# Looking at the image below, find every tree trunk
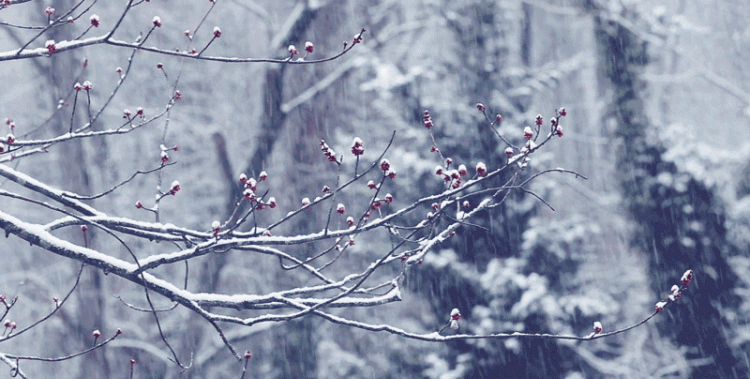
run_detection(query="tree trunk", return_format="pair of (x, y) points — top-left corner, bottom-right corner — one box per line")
(589, 3), (744, 377)
(185, 6), (321, 378)
(45, 1), (108, 377)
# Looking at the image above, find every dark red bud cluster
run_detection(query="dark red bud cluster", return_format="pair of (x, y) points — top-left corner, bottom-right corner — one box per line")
(457, 165), (467, 177)
(380, 159), (390, 171)
(319, 139), (339, 162)
(476, 162), (487, 175)
(423, 110), (433, 129)
(681, 269), (693, 286)
(593, 321), (602, 334)
(45, 40), (57, 54)
(451, 310), (462, 321)
(351, 137), (364, 156)
(169, 181), (180, 195)
(246, 177), (258, 192)
(552, 108), (566, 136)
(656, 269), (693, 312)
(353, 32), (363, 44)
(523, 127), (534, 140)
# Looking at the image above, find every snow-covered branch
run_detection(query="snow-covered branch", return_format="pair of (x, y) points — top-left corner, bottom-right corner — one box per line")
(0, 1), (703, 375)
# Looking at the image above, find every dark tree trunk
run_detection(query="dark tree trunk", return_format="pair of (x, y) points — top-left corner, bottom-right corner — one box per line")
(589, 3), (744, 377)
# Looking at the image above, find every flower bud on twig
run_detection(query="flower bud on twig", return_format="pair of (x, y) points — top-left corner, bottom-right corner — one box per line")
(45, 40), (56, 54)
(681, 269), (693, 286)
(169, 180), (180, 195)
(655, 301), (667, 312)
(476, 161), (487, 176)
(351, 137), (364, 156)
(593, 321), (603, 334)
(380, 159), (390, 172)
(457, 164), (467, 178)
(523, 126), (534, 140)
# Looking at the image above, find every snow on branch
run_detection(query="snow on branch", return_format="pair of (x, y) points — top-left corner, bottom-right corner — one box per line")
(0, 0), (687, 373)
(0, 0), (362, 64)
(0, 96), (689, 367)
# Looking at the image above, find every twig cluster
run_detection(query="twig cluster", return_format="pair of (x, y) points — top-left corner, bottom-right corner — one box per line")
(0, 0), (692, 376)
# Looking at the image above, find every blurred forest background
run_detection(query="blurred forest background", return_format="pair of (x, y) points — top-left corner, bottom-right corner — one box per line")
(1, 0), (750, 378)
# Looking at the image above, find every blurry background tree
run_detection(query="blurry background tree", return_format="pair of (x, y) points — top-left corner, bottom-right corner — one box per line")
(1, 0), (749, 378)
(587, 0), (746, 377)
